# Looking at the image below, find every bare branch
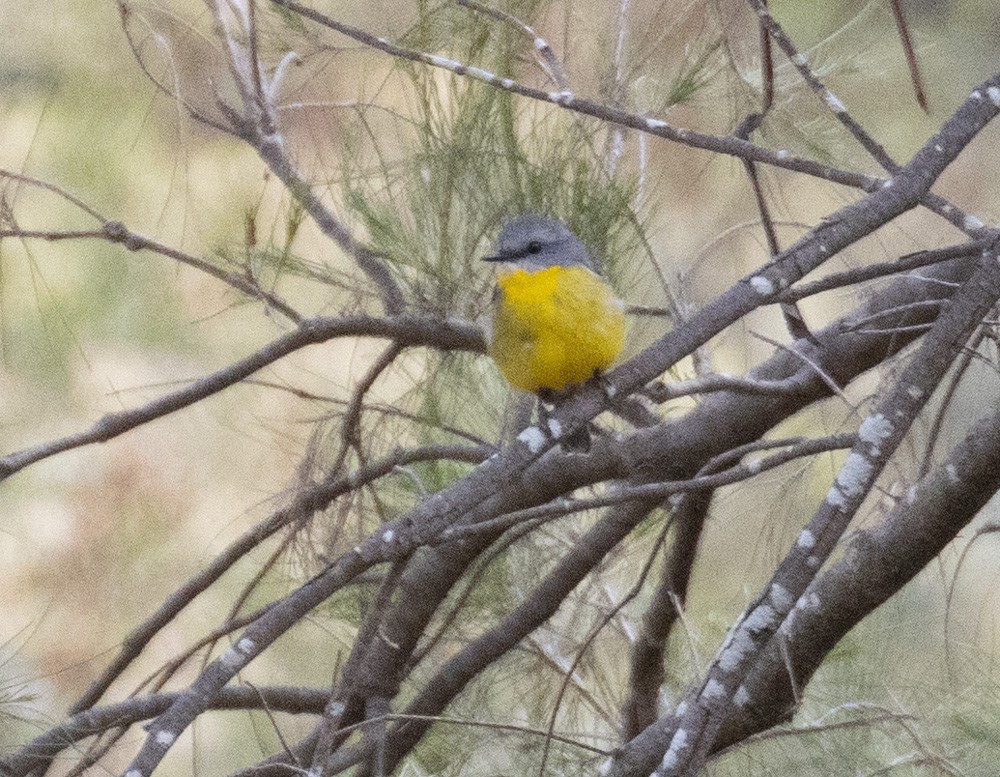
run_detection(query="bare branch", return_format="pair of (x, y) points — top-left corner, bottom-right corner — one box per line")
(639, 237), (1000, 777)
(0, 686), (329, 776)
(777, 243), (983, 304)
(889, 0), (930, 112)
(746, 0), (899, 173)
(268, 0), (880, 191)
(1, 168), (303, 320)
(455, 0), (569, 88)
(438, 434), (856, 544)
(0, 314), (484, 481)
(711, 407), (1000, 754)
(208, 0), (406, 314)
(69, 443), (489, 717)
(0, 168), (106, 220)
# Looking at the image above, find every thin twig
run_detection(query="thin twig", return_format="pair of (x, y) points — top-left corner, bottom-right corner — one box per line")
(1, 686), (331, 776)
(406, 518), (548, 670)
(438, 434), (855, 543)
(918, 320), (992, 477)
(750, 331), (855, 411)
(841, 298), (945, 332)
(642, 370), (813, 403)
(778, 243), (983, 303)
(0, 168), (302, 320)
(455, 0), (568, 87)
(538, 511), (675, 775)
(68, 443), (489, 715)
(332, 343), (405, 475)
(890, 0), (929, 112)
(747, 0), (899, 173)
(0, 313), (483, 482)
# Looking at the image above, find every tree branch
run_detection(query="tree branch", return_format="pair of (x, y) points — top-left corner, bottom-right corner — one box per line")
(0, 686), (329, 777)
(643, 236), (1000, 776)
(0, 314), (484, 481)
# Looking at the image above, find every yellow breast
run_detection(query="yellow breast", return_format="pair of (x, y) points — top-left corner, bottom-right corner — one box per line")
(489, 265), (626, 393)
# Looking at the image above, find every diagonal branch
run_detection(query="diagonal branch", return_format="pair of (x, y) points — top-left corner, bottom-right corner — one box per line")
(455, 0), (569, 88)
(777, 242), (983, 304)
(0, 170), (301, 322)
(0, 685), (329, 777)
(646, 236), (1000, 776)
(714, 408), (1000, 754)
(746, 0), (899, 173)
(268, 0), (879, 191)
(614, 403), (1000, 776)
(0, 314), (484, 482)
(67, 443), (489, 719)
(210, 0), (405, 314)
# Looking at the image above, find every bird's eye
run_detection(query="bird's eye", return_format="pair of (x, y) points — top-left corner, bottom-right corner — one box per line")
(526, 241), (543, 254)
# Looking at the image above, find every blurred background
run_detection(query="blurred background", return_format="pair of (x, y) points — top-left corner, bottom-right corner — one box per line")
(2, 0), (1000, 774)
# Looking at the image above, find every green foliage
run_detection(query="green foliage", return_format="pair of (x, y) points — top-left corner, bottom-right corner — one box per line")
(665, 39), (724, 107)
(951, 706), (1000, 750)
(339, 5), (645, 318)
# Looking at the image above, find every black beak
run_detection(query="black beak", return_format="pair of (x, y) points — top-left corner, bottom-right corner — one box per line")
(482, 251), (509, 263)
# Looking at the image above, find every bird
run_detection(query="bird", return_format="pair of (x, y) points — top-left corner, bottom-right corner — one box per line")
(482, 214), (626, 397)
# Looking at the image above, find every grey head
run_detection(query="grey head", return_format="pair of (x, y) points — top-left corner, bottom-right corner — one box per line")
(483, 214), (595, 271)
